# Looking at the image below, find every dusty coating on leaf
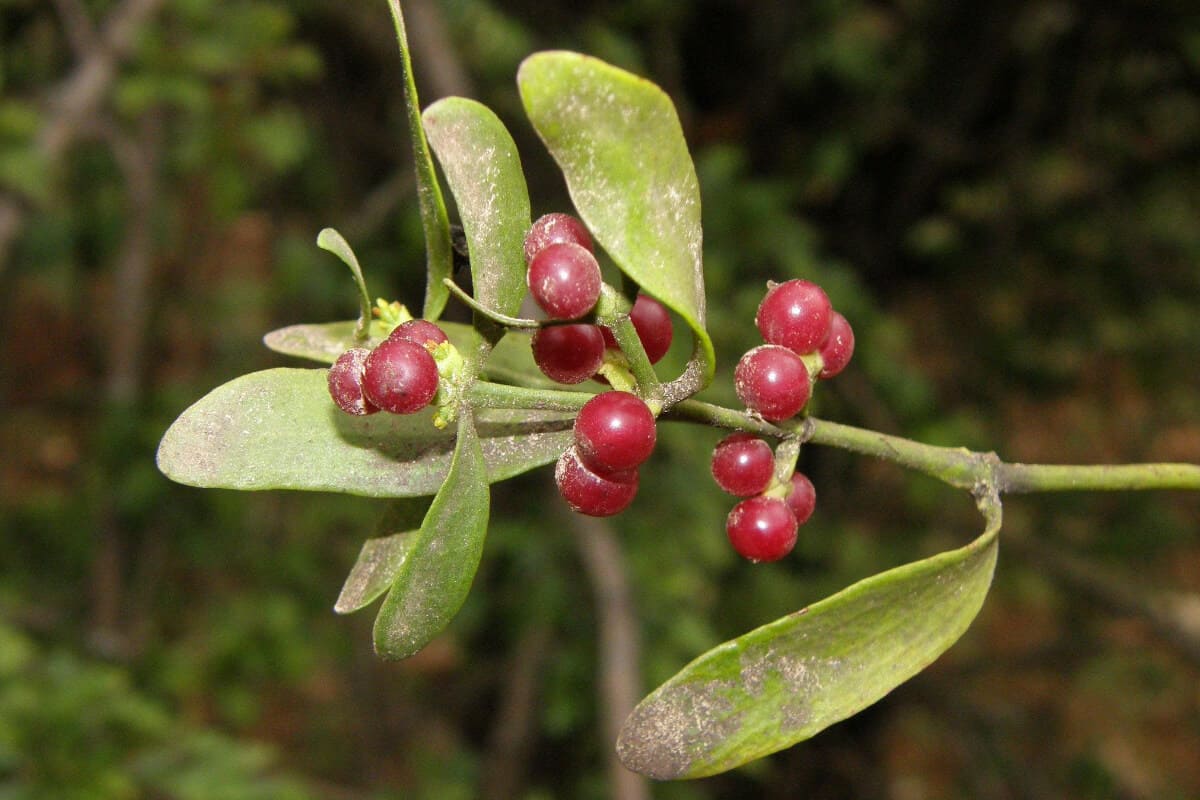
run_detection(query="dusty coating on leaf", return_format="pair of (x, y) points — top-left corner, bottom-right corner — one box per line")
(334, 531), (418, 614)
(423, 98), (530, 318)
(373, 410), (490, 659)
(617, 523), (1001, 779)
(155, 368), (574, 498)
(519, 54), (705, 327)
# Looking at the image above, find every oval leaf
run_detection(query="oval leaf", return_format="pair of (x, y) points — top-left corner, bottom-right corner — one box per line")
(423, 97), (531, 318)
(263, 320), (483, 365)
(517, 51), (715, 390)
(334, 498), (429, 614)
(373, 409), (489, 659)
(156, 368), (573, 497)
(617, 514), (1001, 779)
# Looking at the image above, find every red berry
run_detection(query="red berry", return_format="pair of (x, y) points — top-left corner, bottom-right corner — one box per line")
(388, 319), (449, 348)
(362, 338), (440, 414)
(575, 391), (656, 474)
(755, 279), (833, 354)
(524, 212), (593, 263)
(784, 472), (817, 526)
(734, 345), (811, 421)
(817, 311), (854, 379)
(555, 446), (639, 517)
(601, 294), (673, 364)
(327, 348), (379, 416)
(527, 242), (602, 319)
(710, 433), (774, 497)
(726, 496), (798, 562)
(531, 324), (606, 384)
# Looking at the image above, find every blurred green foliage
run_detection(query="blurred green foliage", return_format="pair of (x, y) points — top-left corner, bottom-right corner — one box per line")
(1, 0), (1198, 797)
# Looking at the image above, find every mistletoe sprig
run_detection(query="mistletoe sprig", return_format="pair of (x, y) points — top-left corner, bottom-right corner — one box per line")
(156, 3), (1200, 781)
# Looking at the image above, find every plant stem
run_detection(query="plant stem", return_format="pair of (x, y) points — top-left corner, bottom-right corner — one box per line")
(665, 400), (1200, 496)
(468, 380), (592, 413)
(385, 0), (453, 321)
(998, 462), (1200, 493)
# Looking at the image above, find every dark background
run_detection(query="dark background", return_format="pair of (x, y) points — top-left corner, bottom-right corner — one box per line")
(2, 0), (1199, 797)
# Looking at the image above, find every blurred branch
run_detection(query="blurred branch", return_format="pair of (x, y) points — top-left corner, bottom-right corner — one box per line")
(1004, 530), (1200, 668)
(50, 0), (99, 57)
(568, 510), (650, 800)
(482, 624), (552, 800)
(0, 0), (166, 273)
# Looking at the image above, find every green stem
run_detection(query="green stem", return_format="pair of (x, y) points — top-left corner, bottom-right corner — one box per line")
(443, 278), (540, 329)
(468, 380), (593, 413)
(998, 462), (1200, 493)
(596, 284), (663, 410)
(385, 0), (453, 321)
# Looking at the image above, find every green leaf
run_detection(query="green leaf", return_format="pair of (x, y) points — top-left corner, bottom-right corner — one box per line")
(423, 97), (531, 318)
(334, 499), (428, 614)
(156, 368), (573, 497)
(384, 0), (453, 320)
(373, 409), (490, 659)
(316, 228), (372, 339)
(517, 51), (715, 392)
(616, 513), (1001, 779)
(263, 320), (483, 365)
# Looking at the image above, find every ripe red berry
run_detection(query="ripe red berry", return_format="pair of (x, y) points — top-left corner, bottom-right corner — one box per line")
(527, 242), (602, 320)
(755, 279), (833, 355)
(362, 338), (439, 414)
(784, 472), (817, 526)
(726, 496), (798, 562)
(734, 344), (811, 421)
(817, 311), (854, 379)
(388, 319), (449, 348)
(524, 212), (593, 263)
(710, 433), (774, 497)
(601, 294), (673, 364)
(575, 391), (656, 474)
(327, 347), (379, 416)
(555, 446), (639, 517)
(531, 324), (606, 384)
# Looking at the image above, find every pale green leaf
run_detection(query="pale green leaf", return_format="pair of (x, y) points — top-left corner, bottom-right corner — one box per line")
(263, 320), (482, 365)
(423, 97), (531, 318)
(316, 228), (372, 335)
(617, 513), (1001, 779)
(156, 368), (573, 497)
(334, 499), (428, 614)
(517, 51), (715, 391)
(374, 409), (490, 659)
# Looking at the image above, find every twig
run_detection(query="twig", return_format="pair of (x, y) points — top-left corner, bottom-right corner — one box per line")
(0, 0), (168, 273)
(1003, 530), (1200, 667)
(567, 507), (651, 800)
(481, 624), (552, 800)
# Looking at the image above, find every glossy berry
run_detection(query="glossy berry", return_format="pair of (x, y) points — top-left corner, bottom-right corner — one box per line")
(531, 324), (606, 384)
(601, 294), (674, 364)
(555, 446), (639, 517)
(726, 496), (798, 562)
(388, 319), (449, 348)
(524, 212), (593, 263)
(575, 391), (656, 474)
(327, 347), (379, 416)
(527, 242), (602, 319)
(710, 433), (774, 497)
(755, 279), (833, 355)
(784, 472), (817, 526)
(362, 337), (439, 414)
(817, 311), (855, 379)
(734, 344), (811, 421)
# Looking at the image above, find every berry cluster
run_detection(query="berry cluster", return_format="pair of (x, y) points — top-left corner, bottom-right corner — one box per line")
(556, 391), (656, 516)
(327, 319), (449, 416)
(711, 432), (816, 561)
(734, 279), (855, 421)
(524, 213), (673, 385)
(715, 279), (854, 561)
